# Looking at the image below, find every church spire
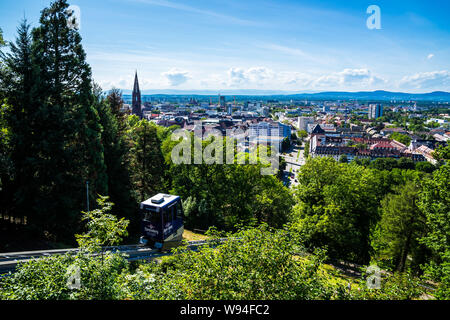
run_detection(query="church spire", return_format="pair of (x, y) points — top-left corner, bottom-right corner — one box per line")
(132, 71), (143, 119)
(133, 70), (140, 93)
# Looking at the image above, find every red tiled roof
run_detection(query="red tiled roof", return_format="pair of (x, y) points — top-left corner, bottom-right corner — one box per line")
(370, 141), (395, 150)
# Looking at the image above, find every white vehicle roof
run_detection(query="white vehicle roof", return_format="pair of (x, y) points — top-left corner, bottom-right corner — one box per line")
(141, 194), (180, 209)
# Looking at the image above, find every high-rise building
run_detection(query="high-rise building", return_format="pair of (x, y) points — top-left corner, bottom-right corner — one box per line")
(249, 121), (291, 150)
(298, 117), (315, 131)
(227, 104), (233, 115)
(132, 71), (143, 119)
(249, 122), (291, 139)
(219, 94), (226, 110)
(368, 104), (383, 119)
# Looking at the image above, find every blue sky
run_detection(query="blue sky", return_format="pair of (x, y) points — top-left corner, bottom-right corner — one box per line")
(1, 0), (449, 93)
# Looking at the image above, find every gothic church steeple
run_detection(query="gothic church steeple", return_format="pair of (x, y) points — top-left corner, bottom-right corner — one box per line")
(132, 71), (143, 119)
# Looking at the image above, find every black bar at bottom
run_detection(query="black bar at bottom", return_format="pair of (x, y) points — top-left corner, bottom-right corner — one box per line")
(0, 300), (445, 319)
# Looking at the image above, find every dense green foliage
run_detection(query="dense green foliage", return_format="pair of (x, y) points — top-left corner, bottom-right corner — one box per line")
(418, 163), (450, 299)
(162, 134), (294, 231)
(304, 141), (310, 158)
(389, 132), (412, 146)
(0, 195), (130, 300)
(96, 88), (136, 226)
(126, 117), (166, 203)
(75, 196), (129, 251)
(372, 181), (428, 272)
(297, 130), (308, 140)
(433, 145), (450, 163)
(118, 226), (339, 300)
(0, 2), (167, 243)
(0, 224), (427, 300)
(292, 157), (382, 264)
(0, 5), (108, 241)
(352, 156), (436, 173)
(291, 155), (449, 298)
(379, 111), (435, 134)
(0, 251), (128, 300)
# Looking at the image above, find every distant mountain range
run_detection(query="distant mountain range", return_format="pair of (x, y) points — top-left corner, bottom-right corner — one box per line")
(119, 89), (304, 96)
(290, 90), (450, 102)
(117, 89), (450, 102)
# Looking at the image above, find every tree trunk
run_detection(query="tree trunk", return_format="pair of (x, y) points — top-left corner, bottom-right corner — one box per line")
(398, 231), (412, 272)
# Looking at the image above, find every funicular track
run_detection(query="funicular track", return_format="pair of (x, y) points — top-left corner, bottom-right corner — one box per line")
(0, 239), (225, 275)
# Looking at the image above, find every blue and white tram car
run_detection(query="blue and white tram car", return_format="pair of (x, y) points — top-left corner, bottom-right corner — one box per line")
(139, 194), (184, 250)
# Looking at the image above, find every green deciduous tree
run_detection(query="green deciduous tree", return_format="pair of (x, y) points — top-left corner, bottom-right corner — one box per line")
(389, 132), (412, 146)
(372, 181), (428, 272)
(76, 195), (129, 251)
(418, 164), (450, 299)
(297, 130), (308, 140)
(339, 155), (348, 163)
(292, 157), (381, 264)
(433, 145), (450, 163)
(415, 161), (436, 174)
(304, 141), (310, 158)
(281, 137), (290, 152)
(126, 117), (166, 203)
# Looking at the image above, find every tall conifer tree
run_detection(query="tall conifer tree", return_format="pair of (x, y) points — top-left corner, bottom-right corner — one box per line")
(97, 88), (137, 233)
(27, 0), (107, 240)
(0, 20), (37, 226)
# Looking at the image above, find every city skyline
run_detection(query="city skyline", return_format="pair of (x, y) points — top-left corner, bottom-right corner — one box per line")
(1, 0), (449, 93)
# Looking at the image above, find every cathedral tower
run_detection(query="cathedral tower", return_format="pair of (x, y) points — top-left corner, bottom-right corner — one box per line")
(132, 71), (143, 119)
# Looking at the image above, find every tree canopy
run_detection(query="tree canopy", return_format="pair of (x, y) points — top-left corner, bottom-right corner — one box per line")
(372, 181), (428, 272)
(418, 164), (450, 299)
(292, 157), (381, 264)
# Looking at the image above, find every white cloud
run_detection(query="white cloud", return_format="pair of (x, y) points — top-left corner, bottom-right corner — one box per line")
(427, 54), (434, 60)
(280, 72), (314, 87)
(227, 68), (247, 86)
(162, 68), (190, 86)
(312, 69), (385, 88)
(98, 75), (157, 91)
(399, 70), (450, 89)
(226, 67), (274, 87)
(210, 67), (387, 91)
(96, 66), (448, 93)
(245, 67), (274, 82)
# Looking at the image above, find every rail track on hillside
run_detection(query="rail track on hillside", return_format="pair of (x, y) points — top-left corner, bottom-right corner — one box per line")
(0, 239), (224, 275)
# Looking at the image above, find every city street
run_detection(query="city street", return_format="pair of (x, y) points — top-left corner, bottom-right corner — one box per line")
(280, 142), (306, 188)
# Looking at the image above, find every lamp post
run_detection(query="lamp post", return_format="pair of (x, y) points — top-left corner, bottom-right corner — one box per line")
(86, 180), (90, 214)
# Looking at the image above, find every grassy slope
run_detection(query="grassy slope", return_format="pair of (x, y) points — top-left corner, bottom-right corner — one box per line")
(182, 229), (209, 241)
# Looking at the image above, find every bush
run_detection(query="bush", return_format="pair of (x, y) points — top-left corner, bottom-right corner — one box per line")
(345, 272), (425, 300)
(0, 252), (129, 300)
(118, 225), (339, 300)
